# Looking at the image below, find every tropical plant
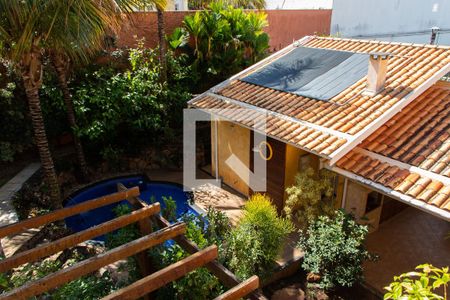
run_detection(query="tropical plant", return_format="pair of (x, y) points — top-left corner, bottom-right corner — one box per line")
(384, 264), (449, 300)
(0, 0), (85, 205)
(46, 0), (167, 179)
(298, 210), (373, 291)
(284, 168), (336, 229)
(168, 2), (269, 89)
(166, 28), (189, 51)
(223, 194), (294, 279)
(189, 0), (266, 10)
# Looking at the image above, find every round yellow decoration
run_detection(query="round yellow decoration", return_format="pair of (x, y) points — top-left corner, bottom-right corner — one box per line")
(258, 141), (273, 161)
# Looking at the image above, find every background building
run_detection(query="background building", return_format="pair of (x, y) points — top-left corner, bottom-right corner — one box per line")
(331, 0), (450, 45)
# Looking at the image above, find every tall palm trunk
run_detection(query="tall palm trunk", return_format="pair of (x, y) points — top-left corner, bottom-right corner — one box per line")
(157, 8), (167, 82)
(21, 48), (61, 208)
(51, 53), (89, 179)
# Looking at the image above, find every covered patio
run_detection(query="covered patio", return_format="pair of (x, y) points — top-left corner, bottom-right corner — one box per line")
(363, 206), (450, 294)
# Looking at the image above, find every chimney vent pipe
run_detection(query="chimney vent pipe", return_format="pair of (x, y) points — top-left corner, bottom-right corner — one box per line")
(363, 52), (390, 97)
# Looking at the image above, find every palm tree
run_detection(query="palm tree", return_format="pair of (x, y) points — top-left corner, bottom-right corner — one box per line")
(0, 0), (113, 207)
(157, 7), (168, 82)
(46, 0), (166, 180)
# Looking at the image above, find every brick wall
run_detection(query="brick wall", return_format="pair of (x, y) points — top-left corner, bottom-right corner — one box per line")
(116, 9), (331, 51)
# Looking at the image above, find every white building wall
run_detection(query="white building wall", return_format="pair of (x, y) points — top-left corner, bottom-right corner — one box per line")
(265, 0), (332, 10)
(331, 0), (450, 45)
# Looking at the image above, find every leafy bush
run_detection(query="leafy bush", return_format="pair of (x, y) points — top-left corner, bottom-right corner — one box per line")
(168, 2), (269, 89)
(384, 264), (449, 300)
(224, 194), (294, 279)
(0, 78), (32, 162)
(298, 210), (373, 291)
(162, 196), (177, 222)
(72, 42), (192, 157)
(284, 168), (336, 229)
(204, 206), (230, 245)
(105, 204), (139, 249)
(153, 210), (226, 300)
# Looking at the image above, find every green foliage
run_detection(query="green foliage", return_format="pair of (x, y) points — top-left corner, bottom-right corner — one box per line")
(384, 264), (449, 300)
(153, 210), (225, 299)
(189, 0), (266, 10)
(169, 2), (269, 89)
(2, 248), (116, 299)
(105, 204), (139, 249)
(0, 75), (32, 162)
(72, 42), (192, 156)
(224, 194), (294, 279)
(298, 210), (373, 291)
(162, 196), (177, 222)
(51, 273), (115, 300)
(166, 28), (189, 51)
(204, 206), (230, 245)
(284, 168), (336, 229)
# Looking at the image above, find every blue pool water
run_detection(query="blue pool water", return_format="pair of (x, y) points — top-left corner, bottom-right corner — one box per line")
(64, 175), (199, 241)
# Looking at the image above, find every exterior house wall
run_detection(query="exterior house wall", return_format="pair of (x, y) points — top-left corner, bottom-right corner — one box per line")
(215, 121), (251, 196)
(331, 0), (450, 45)
(344, 180), (383, 232)
(283, 144), (306, 200)
(116, 10), (331, 51)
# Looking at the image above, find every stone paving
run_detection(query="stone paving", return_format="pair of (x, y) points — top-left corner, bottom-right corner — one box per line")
(0, 162), (40, 226)
(363, 207), (450, 294)
(0, 163), (40, 256)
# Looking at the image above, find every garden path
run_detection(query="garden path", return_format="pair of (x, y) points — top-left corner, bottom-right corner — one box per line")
(0, 162), (40, 256)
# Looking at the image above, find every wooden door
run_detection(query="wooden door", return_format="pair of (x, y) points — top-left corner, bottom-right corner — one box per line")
(250, 132), (286, 212)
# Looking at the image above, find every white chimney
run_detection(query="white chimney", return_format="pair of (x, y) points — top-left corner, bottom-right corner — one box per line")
(363, 52), (390, 97)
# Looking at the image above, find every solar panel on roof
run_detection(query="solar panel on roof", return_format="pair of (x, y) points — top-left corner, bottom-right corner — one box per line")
(241, 47), (369, 101)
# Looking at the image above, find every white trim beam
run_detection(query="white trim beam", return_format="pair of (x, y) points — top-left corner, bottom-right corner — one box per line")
(327, 165), (450, 222)
(355, 148), (450, 185)
(206, 92), (352, 140)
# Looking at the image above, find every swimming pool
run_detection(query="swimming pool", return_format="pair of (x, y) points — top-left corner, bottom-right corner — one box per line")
(64, 175), (199, 241)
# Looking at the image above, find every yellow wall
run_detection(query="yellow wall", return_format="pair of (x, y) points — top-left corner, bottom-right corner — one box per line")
(284, 144), (304, 199)
(213, 121), (251, 196)
(211, 120), (217, 175)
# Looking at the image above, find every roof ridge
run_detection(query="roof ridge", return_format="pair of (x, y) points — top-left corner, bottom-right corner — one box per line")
(311, 36), (450, 50)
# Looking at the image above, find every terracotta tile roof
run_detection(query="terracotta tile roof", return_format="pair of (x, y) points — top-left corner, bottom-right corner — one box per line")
(335, 150), (450, 217)
(193, 95), (347, 157)
(360, 82), (450, 178)
(332, 82), (450, 220)
(190, 36), (450, 160)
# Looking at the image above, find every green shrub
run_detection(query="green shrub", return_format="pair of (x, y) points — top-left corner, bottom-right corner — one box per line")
(0, 79), (32, 162)
(298, 210), (373, 291)
(224, 194), (294, 279)
(284, 168), (336, 229)
(153, 210), (225, 300)
(384, 264), (449, 300)
(72, 42), (192, 157)
(204, 206), (230, 245)
(162, 196), (177, 222)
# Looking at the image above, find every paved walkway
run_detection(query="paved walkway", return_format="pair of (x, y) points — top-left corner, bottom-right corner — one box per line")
(363, 207), (450, 294)
(0, 163), (40, 227)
